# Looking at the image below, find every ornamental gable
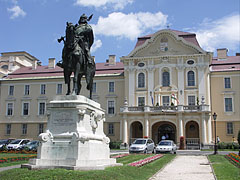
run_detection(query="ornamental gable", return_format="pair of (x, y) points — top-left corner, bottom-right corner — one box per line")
(128, 30), (205, 57)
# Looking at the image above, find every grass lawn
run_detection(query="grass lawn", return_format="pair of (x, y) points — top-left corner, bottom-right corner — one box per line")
(208, 155), (240, 180)
(0, 154), (175, 180)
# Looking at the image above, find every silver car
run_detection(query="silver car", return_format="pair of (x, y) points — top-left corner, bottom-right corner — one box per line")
(129, 138), (155, 153)
(156, 140), (177, 154)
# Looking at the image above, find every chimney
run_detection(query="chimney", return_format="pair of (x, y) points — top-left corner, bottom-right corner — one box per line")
(32, 60), (37, 70)
(48, 58), (56, 69)
(108, 55), (116, 65)
(217, 48), (228, 60)
(236, 53), (240, 56)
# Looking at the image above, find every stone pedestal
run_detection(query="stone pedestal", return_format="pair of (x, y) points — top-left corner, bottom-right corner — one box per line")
(22, 95), (121, 170)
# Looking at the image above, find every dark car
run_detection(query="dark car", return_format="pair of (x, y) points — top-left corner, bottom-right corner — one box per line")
(20, 140), (39, 151)
(0, 139), (15, 150)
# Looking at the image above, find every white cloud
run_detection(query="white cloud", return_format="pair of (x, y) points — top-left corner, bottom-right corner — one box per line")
(7, 5), (26, 19)
(91, 39), (103, 53)
(74, 0), (133, 10)
(92, 12), (168, 41)
(194, 14), (240, 52)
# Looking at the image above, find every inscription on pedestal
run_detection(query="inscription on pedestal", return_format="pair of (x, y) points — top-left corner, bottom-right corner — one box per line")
(52, 111), (74, 126)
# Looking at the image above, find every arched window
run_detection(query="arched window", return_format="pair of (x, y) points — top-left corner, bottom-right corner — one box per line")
(138, 73), (145, 88)
(162, 71), (170, 86)
(187, 71), (195, 86)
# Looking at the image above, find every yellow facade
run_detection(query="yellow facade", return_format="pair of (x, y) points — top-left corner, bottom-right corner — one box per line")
(0, 30), (239, 149)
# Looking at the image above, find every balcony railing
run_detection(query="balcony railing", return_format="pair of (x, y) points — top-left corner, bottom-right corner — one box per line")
(120, 105), (210, 113)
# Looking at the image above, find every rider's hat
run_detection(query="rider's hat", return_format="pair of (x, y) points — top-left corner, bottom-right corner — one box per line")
(79, 14), (88, 24)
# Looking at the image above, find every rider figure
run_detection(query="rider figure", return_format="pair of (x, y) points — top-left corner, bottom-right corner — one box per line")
(74, 14), (94, 65)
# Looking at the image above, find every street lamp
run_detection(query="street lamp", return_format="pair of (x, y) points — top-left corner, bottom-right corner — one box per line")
(213, 112), (218, 155)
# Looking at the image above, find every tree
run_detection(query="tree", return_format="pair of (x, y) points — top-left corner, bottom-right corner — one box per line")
(238, 130), (240, 156)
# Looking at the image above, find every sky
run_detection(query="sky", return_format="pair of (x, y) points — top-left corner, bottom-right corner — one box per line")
(0, 0), (239, 65)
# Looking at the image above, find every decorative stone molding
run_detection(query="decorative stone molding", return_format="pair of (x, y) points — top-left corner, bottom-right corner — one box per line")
(39, 130), (53, 142)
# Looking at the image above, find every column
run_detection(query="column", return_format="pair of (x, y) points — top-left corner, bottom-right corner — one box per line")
(128, 69), (135, 106)
(198, 56), (206, 99)
(122, 115), (128, 144)
(178, 114), (183, 137)
(201, 114), (207, 144)
(144, 115), (149, 137)
(207, 117), (212, 143)
(147, 68), (154, 106)
(120, 119), (122, 141)
(177, 65), (184, 105)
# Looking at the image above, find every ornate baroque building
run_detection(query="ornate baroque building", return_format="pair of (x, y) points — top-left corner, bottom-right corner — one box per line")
(0, 29), (239, 149)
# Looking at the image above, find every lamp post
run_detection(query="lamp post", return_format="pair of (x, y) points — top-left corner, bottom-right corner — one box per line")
(213, 112), (218, 155)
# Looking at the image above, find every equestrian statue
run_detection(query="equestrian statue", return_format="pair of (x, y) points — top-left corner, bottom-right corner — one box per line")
(57, 14), (95, 99)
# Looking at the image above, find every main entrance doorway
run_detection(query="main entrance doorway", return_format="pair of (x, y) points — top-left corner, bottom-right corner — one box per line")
(130, 121), (143, 144)
(152, 121), (176, 144)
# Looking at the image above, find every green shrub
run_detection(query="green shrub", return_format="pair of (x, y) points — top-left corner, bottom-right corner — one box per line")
(109, 141), (122, 149)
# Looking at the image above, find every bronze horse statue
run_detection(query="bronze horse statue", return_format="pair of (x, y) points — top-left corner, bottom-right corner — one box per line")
(57, 21), (95, 99)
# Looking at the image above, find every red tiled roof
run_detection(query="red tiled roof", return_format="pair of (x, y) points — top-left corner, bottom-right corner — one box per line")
(211, 56), (240, 72)
(134, 29), (200, 48)
(6, 62), (124, 79)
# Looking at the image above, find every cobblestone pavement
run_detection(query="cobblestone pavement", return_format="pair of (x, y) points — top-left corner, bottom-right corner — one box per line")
(0, 164), (21, 172)
(149, 155), (215, 180)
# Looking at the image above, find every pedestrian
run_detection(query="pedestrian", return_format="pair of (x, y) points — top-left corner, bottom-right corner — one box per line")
(162, 135), (166, 140)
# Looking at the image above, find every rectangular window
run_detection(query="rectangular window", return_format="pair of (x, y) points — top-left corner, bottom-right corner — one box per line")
(188, 96), (196, 105)
(6, 124), (11, 135)
(23, 102), (29, 116)
(224, 77), (231, 88)
(24, 85), (30, 95)
(39, 102), (45, 115)
(108, 100), (115, 114)
(227, 122), (233, 134)
(162, 96), (169, 106)
(39, 123), (44, 134)
(225, 98), (233, 112)
(9, 85), (14, 96)
(22, 124), (27, 135)
(92, 82), (96, 93)
(40, 84), (46, 94)
(7, 103), (13, 116)
(138, 97), (145, 106)
(57, 84), (62, 94)
(108, 123), (114, 135)
(109, 82), (114, 92)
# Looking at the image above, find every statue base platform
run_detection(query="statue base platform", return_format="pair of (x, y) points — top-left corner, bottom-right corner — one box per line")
(22, 95), (122, 170)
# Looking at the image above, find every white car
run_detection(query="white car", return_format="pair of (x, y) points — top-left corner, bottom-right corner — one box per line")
(6, 139), (30, 150)
(156, 140), (177, 154)
(129, 138), (155, 154)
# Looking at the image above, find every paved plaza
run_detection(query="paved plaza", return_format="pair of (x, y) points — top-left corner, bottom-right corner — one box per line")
(149, 155), (215, 180)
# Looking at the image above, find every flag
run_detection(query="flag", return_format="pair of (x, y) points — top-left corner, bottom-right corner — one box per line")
(171, 94), (179, 104)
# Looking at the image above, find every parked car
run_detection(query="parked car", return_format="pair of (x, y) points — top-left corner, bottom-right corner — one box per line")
(6, 139), (30, 150)
(0, 139), (15, 150)
(155, 140), (177, 154)
(129, 138), (155, 153)
(20, 140), (39, 151)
